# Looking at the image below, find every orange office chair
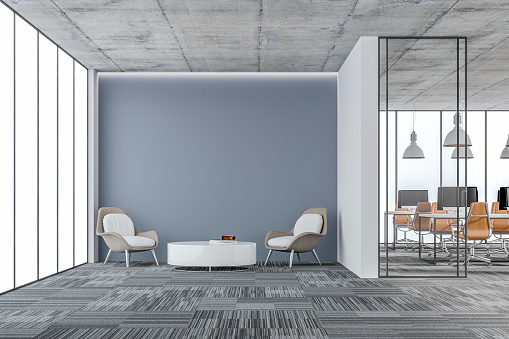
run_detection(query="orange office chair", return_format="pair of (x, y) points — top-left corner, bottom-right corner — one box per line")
(393, 203), (414, 249)
(489, 202), (509, 256)
(427, 202), (454, 257)
(409, 202), (433, 251)
(453, 202), (492, 266)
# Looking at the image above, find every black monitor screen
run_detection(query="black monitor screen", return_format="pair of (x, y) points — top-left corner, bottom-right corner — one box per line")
(437, 187), (478, 210)
(498, 187), (509, 210)
(398, 190), (429, 208)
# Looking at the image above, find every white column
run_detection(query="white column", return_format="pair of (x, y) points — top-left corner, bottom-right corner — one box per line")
(88, 69), (99, 263)
(337, 37), (379, 278)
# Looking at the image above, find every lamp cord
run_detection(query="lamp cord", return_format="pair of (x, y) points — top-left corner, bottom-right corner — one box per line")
(412, 101), (416, 132)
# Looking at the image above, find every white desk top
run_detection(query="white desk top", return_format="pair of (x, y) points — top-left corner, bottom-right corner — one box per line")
(386, 210), (415, 215)
(419, 213), (465, 219)
(489, 214), (509, 219)
(418, 213), (509, 219)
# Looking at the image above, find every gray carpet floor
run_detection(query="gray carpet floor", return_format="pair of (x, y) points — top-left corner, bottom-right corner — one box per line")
(1, 260), (509, 338)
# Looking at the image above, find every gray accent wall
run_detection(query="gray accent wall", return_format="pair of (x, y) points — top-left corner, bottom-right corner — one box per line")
(98, 73), (337, 262)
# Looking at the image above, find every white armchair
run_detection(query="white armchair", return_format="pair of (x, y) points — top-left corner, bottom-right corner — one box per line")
(97, 207), (159, 267)
(264, 207), (327, 268)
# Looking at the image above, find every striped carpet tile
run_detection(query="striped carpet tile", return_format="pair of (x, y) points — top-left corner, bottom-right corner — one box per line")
(188, 310), (322, 329)
(120, 312), (194, 328)
(202, 286), (305, 298)
(81, 286), (203, 312)
(183, 327), (329, 338)
(0, 310), (72, 329)
(34, 327), (186, 339)
(311, 296), (433, 312)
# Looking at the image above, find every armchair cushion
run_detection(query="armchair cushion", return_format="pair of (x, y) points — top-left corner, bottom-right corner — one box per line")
(294, 214), (323, 236)
(103, 214), (135, 236)
(267, 236), (296, 248)
(123, 236), (156, 248)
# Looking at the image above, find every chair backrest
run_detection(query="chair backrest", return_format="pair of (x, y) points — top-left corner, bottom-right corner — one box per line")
(491, 201), (509, 229)
(412, 202), (432, 232)
(294, 214), (323, 236)
(296, 207), (327, 236)
(97, 207), (130, 234)
(492, 202), (508, 214)
(394, 203), (411, 226)
(103, 214), (135, 236)
(492, 201), (499, 213)
(431, 202), (452, 230)
(465, 202), (491, 241)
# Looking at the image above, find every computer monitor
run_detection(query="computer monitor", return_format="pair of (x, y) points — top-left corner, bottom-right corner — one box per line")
(398, 190), (429, 208)
(498, 187), (509, 210)
(437, 186), (478, 210)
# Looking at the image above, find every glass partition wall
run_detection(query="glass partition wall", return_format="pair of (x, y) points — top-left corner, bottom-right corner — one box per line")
(0, 3), (88, 294)
(379, 37), (469, 277)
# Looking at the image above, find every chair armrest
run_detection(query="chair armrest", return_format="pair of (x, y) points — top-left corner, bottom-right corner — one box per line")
(97, 232), (130, 252)
(136, 230), (159, 248)
(286, 232), (324, 253)
(265, 230), (293, 248)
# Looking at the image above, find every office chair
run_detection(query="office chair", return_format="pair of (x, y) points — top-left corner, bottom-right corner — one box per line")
(427, 202), (454, 257)
(452, 202), (492, 266)
(393, 203), (414, 250)
(409, 202), (433, 252)
(488, 202), (509, 257)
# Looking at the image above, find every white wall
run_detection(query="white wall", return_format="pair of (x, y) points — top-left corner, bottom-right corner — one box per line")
(337, 37), (378, 278)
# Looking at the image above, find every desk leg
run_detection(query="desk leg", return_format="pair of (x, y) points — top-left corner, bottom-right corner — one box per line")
(419, 217), (422, 259)
(434, 218), (437, 265)
(384, 212), (389, 249)
(384, 212), (389, 276)
(392, 216), (398, 250)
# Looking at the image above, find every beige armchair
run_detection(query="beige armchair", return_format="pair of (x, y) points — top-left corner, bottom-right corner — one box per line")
(264, 207), (327, 268)
(97, 207), (159, 267)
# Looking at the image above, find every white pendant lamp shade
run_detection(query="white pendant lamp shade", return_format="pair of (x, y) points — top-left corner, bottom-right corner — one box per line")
(501, 147), (509, 159)
(443, 113), (472, 147)
(403, 131), (425, 159)
(501, 135), (509, 159)
(451, 146), (473, 159)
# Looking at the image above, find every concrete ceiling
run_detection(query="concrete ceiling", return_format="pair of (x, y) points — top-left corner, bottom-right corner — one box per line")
(3, 0), (509, 110)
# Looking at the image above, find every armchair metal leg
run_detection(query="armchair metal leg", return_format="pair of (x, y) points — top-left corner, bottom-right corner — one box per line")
(125, 250), (130, 268)
(289, 250), (294, 268)
(264, 250), (273, 266)
(104, 249), (112, 264)
(151, 249), (159, 266)
(297, 253), (301, 263)
(312, 249), (321, 265)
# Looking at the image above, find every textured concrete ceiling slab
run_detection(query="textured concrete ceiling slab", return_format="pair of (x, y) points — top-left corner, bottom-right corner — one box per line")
(3, 0), (509, 109)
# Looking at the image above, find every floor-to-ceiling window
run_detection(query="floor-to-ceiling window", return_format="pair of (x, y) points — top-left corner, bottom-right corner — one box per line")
(0, 3), (88, 294)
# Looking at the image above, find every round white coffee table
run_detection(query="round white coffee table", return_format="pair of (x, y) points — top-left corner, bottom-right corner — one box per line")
(167, 241), (256, 271)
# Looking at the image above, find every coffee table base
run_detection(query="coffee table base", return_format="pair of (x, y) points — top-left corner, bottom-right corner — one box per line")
(172, 265), (253, 272)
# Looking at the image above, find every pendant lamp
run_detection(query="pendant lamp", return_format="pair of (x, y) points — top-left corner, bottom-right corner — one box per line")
(403, 103), (425, 159)
(443, 111), (472, 147)
(451, 146), (474, 159)
(501, 134), (509, 159)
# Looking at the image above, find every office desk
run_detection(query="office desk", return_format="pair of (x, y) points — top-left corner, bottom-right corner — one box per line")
(384, 210), (468, 263)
